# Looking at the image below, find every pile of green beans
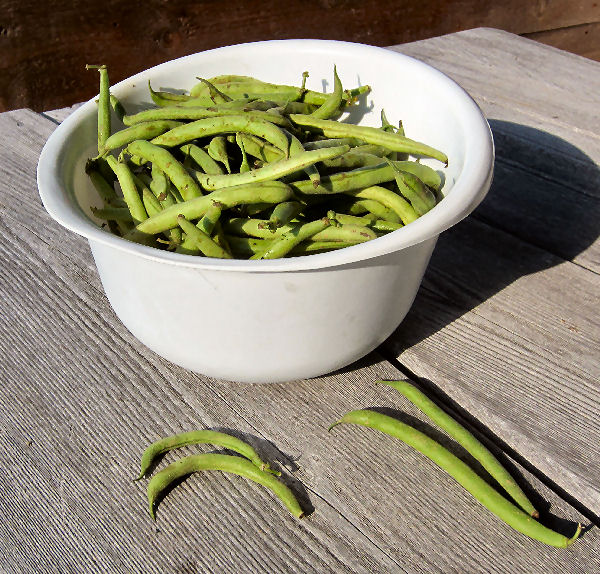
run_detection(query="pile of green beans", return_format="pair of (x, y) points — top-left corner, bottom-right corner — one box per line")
(138, 429), (304, 520)
(86, 64), (447, 259)
(329, 380), (582, 548)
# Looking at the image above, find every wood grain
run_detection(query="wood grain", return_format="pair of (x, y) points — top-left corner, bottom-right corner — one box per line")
(525, 21), (600, 61)
(0, 107), (597, 572)
(1, 0), (599, 111)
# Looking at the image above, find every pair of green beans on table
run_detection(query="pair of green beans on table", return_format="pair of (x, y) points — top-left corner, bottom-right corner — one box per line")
(330, 380), (582, 548)
(86, 64), (447, 259)
(137, 429), (304, 520)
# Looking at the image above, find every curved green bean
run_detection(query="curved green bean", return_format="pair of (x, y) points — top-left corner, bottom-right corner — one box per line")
(126, 140), (203, 201)
(105, 155), (148, 224)
(290, 160), (442, 196)
(147, 453), (304, 520)
(329, 410), (581, 547)
(150, 115), (291, 157)
(136, 181), (294, 234)
(311, 66), (343, 120)
(344, 185), (419, 225)
(101, 120), (182, 154)
(289, 114), (448, 165)
(388, 160), (437, 215)
(251, 217), (332, 259)
(378, 380), (538, 517)
(177, 215), (232, 258)
(137, 429), (278, 480)
(196, 145), (350, 191)
(180, 143), (225, 175)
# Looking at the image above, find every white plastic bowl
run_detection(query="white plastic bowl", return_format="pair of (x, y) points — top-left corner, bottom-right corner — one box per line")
(37, 39), (494, 383)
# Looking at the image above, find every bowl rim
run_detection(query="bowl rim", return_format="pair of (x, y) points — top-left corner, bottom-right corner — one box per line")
(37, 38), (494, 273)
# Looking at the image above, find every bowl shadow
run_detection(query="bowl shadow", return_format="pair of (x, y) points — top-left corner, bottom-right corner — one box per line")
(382, 119), (600, 356)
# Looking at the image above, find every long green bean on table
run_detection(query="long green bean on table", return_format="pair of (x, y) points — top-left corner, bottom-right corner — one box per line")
(86, 64), (447, 259)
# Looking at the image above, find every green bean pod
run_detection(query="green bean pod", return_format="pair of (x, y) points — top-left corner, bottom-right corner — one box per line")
(147, 453), (303, 520)
(290, 160), (442, 196)
(379, 380), (539, 517)
(86, 64), (111, 153)
(180, 143), (225, 175)
(196, 144), (350, 191)
(101, 120), (183, 154)
(136, 181), (294, 235)
(310, 66), (343, 120)
(251, 217), (332, 260)
(105, 155), (148, 224)
(177, 215), (233, 258)
(329, 410), (581, 548)
(344, 185), (419, 225)
(207, 136), (231, 173)
(150, 115), (291, 157)
(289, 114), (448, 165)
(126, 140), (203, 201)
(388, 160), (437, 215)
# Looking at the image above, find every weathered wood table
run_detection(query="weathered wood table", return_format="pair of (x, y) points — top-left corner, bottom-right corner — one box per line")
(1, 28), (598, 573)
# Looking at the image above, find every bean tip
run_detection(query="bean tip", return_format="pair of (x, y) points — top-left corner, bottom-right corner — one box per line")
(327, 421), (342, 432)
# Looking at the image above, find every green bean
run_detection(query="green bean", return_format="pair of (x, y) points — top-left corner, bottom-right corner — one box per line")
(86, 64), (110, 153)
(311, 66), (343, 120)
(347, 198), (401, 223)
(142, 187), (163, 218)
(191, 74), (369, 107)
(137, 429), (278, 480)
(151, 115), (291, 157)
(110, 94), (126, 123)
(236, 133), (251, 173)
(320, 151), (386, 171)
(224, 217), (377, 244)
(334, 213), (403, 232)
(195, 77), (233, 103)
(126, 140), (203, 201)
(122, 106), (291, 127)
(177, 215), (232, 258)
(148, 80), (192, 106)
(105, 155), (148, 224)
(234, 133), (284, 163)
(147, 453), (303, 520)
(251, 217), (332, 260)
(289, 114), (448, 165)
(136, 181), (294, 234)
(85, 160), (119, 204)
(290, 160), (442, 196)
(180, 143), (225, 175)
(329, 410), (581, 547)
(269, 201), (302, 228)
(101, 120), (182, 153)
(90, 206), (133, 221)
(378, 380), (538, 516)
(303, 138), (363, 150)
(207, 136), (231, 173)
(227, 236), (362, 257)
(344, 185), (419, 225)
(388, 161), (437, 215)
(196, 145), (350, 191)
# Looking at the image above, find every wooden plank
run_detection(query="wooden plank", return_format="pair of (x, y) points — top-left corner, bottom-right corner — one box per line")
(524, 22), (600, 61)
(391, 28), (600, 273)
(1, 107), (598, 571)
(2, 1), (598, 111)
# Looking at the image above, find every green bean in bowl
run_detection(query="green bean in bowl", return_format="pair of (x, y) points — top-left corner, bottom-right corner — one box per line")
(85, 64), (447, 260)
